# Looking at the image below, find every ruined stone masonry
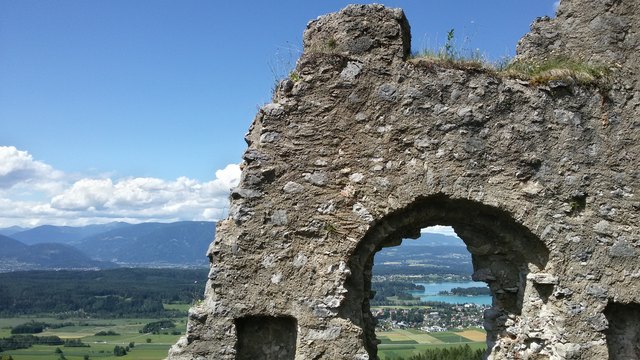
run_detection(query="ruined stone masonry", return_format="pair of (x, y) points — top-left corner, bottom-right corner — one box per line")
(169, 0), (639, 359)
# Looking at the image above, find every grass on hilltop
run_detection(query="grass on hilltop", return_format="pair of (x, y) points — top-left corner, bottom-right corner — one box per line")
(409, 28), (612, 87)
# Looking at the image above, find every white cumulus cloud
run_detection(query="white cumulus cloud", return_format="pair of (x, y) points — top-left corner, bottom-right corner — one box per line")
(0, 146), (64, 190)
(51, 178), (114, 211)
(0, 146), (241, 227)
(421, 225), (459, 237)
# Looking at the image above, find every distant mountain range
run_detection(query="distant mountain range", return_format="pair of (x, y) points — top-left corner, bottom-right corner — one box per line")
(74, 221), (215, 266)
(10, 222), (130, 245)
(401, 232), (465, 247)
(0, 223), (463, 273)
(0, 225), (28, 236)
(0, 234), (114, 272)
(0, 221), (215, 272)
(373, 232), (472, 276)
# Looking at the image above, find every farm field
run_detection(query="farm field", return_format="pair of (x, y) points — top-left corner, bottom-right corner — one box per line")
(1, 315), (486, 360)
(377, 328), (486, 360)
(0, 315), (187, 360)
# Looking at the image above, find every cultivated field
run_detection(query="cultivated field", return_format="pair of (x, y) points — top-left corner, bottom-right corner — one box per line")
(377, 328), (486, 360)
(1, 314), (486, 360)
(0, 315), (187, 360)
(456, 329), (486, 342)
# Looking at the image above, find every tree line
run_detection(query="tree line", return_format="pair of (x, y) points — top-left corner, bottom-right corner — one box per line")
(141, 320), (176, 334)
(0, 268), (207, 317)
(371, 281), (425, 304)
(10, 321), (75, 334)
(0, 335), (64, 352)
(439, 287), (490, 296)
(401, 344), (484, 360)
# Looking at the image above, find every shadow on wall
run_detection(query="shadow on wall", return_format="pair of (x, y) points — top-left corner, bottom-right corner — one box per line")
(235, 315), (298, 360)
(604, 302), (640, 360)
(342, 194), (550, 359)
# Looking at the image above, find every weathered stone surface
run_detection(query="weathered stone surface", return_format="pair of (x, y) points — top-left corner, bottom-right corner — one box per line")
(518, 0), (640, 69)
(527, 272), (559, 285)
(170, 2), (639, 359)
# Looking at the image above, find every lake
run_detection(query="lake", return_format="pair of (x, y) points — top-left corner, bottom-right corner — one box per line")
(410, 281), (492, 306)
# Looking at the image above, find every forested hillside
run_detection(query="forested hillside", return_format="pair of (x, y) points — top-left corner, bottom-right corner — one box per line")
(0, 268), (207, 317)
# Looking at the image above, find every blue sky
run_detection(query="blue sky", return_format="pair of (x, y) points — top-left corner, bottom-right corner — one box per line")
(0, 1), (558, 227)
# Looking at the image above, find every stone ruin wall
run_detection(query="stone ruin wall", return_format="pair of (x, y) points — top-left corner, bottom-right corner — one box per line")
(169, 1), (640, 359)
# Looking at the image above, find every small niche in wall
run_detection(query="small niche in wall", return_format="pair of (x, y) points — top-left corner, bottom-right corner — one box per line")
(235, 315), (297, 360)
(604, 302), (640, 359)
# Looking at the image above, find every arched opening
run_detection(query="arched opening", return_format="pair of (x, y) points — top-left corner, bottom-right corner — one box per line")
(373, 226), (489, 315)
(371, 225), (490, 357)
(341, 194), (550, 358)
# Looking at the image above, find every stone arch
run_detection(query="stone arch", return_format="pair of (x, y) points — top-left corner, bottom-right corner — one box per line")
(342, 194), (550, 358)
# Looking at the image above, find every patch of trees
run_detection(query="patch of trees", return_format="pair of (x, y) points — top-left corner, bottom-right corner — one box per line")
(371, 281), (424, 303)
(404, 344), (484, 360)
(63, 338), (89, 347)
(0, 334), (63, 352)
(112, 342), (135, 357)
(54, 347), (68, 360)
(0, 268), (207, 317)
(113, 345), (128, 356)
(94, 330), (119, 336)
(141, 320), (176, 334)
(10, 321), (75, 334)
(10, 321), (46, 334)
(439, 287), (490, 296)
